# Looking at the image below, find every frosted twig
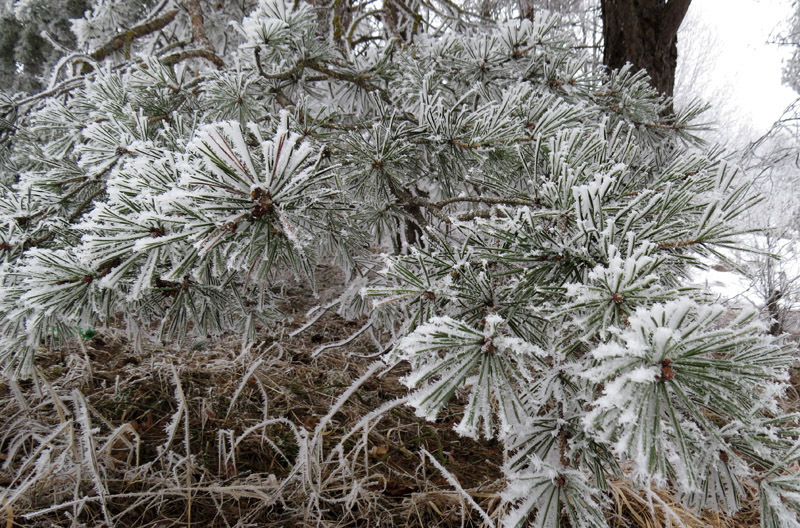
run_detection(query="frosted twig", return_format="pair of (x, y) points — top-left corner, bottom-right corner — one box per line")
(73, 390), (111, 525)
(225, 358), (264, 419)
(7, 377), (29, 414)
(421, 449), (495, 527)
(312, 315), (376, 357)
(289, 297), (340, 337)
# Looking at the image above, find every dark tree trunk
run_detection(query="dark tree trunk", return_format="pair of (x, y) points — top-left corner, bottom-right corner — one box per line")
(767, 288), (784, 336)
(601, 0), (691, 98)
(384, 0), (417, 43)
(518, 0), (535, 21)
(308, 0), (353, 49)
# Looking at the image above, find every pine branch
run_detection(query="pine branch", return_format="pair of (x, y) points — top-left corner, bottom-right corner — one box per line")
(448, 134), (538, 150)
(181, 0), (214, 51)
(14, 179), (107, 252)
(635, 120), (688, 131)
(83, 9), (180, 69)
(454, 208), (510, 221)
(68, 185), (107, 222)
(428, 196), (540, 209)
(253, 54), (392, 103)
(657, 238), (702, 249)
(401, 195), (540, 224)
(162, 49), (225, 67)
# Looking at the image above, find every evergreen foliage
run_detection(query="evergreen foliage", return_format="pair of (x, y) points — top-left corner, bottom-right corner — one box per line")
(0, 0), (798, 526)
(0, 0), (90, 92)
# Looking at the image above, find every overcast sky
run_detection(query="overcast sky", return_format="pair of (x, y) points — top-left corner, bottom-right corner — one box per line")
(676, 0), (798, 144)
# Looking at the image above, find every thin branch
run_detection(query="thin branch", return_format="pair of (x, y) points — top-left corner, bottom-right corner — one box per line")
(428, 196), (539, 209)
(399, 194), (538, 224)
(162, 49), (225, 68)
(635, 121), (688, 131)
(304, 60), (392, 103)
(455, 208), (508, 221)
(312, 316), (376, 357)
(69, 186), (107, 222)
(83, 9), (180, 68)
(140, 0), (174, 25)
(448, 134), (539, 150)
(16, 77), (86, 107)
(657, 238), (701, 250)
(17, 179), (107, 251)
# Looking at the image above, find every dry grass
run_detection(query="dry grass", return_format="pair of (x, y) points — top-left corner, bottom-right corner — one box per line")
(0, 273), (793, 527)
(607, 479), (761, 528)
(0, 277), (505, 527)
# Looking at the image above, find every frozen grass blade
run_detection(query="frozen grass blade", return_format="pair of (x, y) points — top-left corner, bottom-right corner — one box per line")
(422, 449), (495, 527)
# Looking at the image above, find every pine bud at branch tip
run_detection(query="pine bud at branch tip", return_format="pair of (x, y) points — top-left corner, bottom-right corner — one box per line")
(659, 358), (675, 382)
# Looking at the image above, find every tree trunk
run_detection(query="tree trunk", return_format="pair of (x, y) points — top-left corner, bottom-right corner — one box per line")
(601, 0), (691, 98)
(518, 0), (534, 21)
(308, 0), (353, 49)
(767, 288), (784, 336)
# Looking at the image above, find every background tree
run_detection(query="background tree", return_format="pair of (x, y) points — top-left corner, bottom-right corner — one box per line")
(690, 1), (800, 338)
(601, 0), (692, 97)
(526, 0), (603, 68)
(519, 0), (691, 97)
(732, 46), (800, 335)
(0, 0), (90, 92)
(778, 0), (800, 93)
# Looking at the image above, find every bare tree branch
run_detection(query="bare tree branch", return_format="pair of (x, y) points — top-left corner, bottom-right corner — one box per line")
(181, 0), (215, 51)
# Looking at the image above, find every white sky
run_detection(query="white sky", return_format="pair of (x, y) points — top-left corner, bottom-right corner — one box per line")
(676, 0), (798, 143)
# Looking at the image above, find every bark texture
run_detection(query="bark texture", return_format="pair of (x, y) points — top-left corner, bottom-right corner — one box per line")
(601, 0), (691, 97)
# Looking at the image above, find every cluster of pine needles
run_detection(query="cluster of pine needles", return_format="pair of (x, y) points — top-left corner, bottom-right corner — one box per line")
(0, 274), (793, 527)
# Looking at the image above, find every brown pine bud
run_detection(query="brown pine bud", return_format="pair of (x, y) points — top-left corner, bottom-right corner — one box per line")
(659, 358), (675, 382)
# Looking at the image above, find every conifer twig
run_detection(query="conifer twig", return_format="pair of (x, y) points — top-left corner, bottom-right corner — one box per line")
(84, 10), (180, 68)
